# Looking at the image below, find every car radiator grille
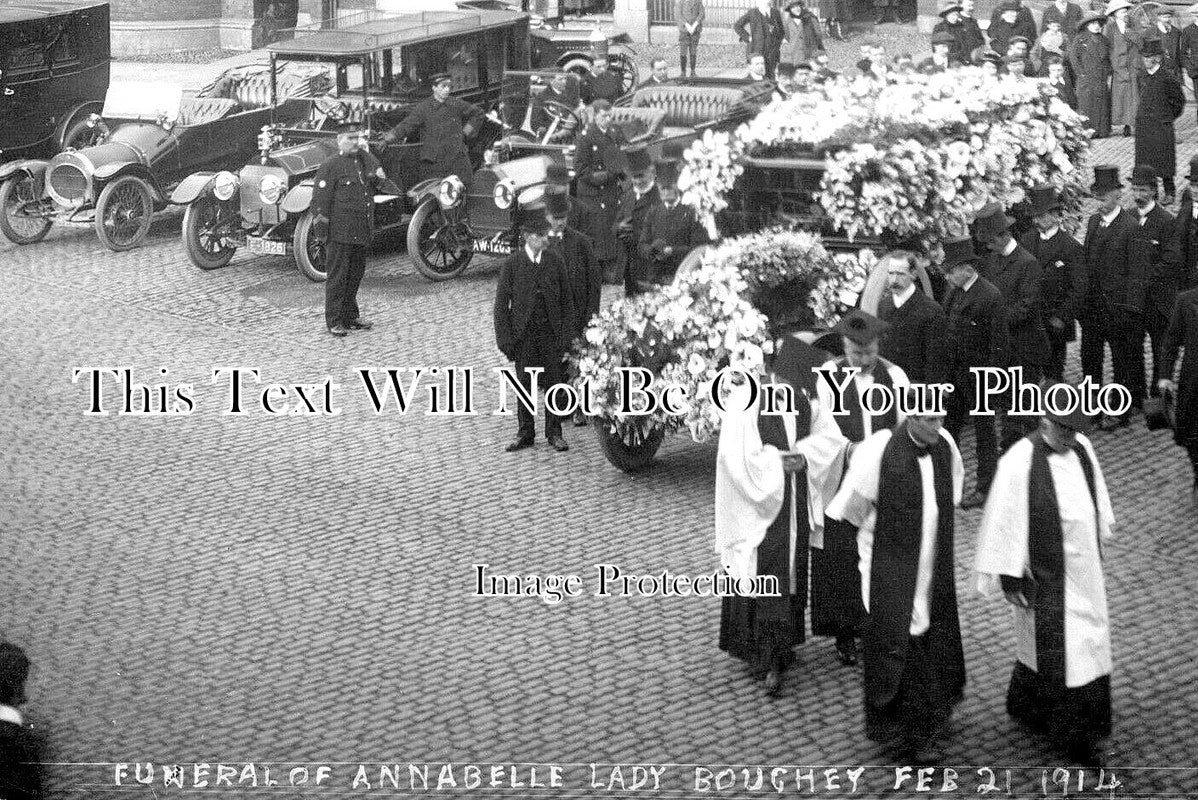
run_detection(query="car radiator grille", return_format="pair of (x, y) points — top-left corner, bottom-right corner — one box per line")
(48, 164), (88, 202)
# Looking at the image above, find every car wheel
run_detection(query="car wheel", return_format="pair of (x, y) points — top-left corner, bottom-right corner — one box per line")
(595, 419), (665, 472)
(94, 175), (155, 251)
(183, 196), (238, 270)
(406, 197), (473, 281)
(0, 175), (52, 245)
(610, 53), (638, 96)
(60, 117), (105, 152)
(561, 56), (593, 81)
(293, 211), (327, 282)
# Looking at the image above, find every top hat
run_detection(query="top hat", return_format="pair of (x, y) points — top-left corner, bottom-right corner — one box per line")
(1187, 154), (1198, 180)
(1009, 34), (1031, 46)
(832, 309), (889, 345)
(1027, 184), (1063, 216)
(1079, 10), (1107, 27)
(770, 332), (827, 397)
(519, 209), (552, 234)
(942, 235), (980, 268)
(972, 201), (1015, 241)
(1105, 0), (1131, 14)
(1042, 383), (1095, 431)
(544, 191), (571, 218)
(1091, 164), (1123, 194)
(546, 163), (571, 186)
(932, 30), (958, 44)
(626, 145), (653, 175)
(938, 2), (962, 15)
(1141, 37), (1166, 57)
(1131, 163), (1159, 186)
(430, 72), (453, 86)
(656, 159), (682, 188)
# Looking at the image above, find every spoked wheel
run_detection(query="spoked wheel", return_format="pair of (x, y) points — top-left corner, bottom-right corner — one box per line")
(94, 175), (154, 251)
(609, 52), (638, 97)
(182, 196), (238, 270)
(0, 175), (53, 244)
(406, 197), (474, 281)
(293, 211), (327, 282)
(595, 418), (666, 472)
(1130, 1), (1163, 31)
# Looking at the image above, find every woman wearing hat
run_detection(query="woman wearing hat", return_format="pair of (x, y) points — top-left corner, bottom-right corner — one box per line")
(783, 0), (827, 64)
(1069, 12), (1112, 137)
(932, 5), (973, 64)
(1105, 0), (1141, 136)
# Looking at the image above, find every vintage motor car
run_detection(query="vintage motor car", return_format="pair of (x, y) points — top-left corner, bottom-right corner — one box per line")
(0, 0), (110, 162)
(525, 15), (638, 96)
(170, 8), (530, 281)
(0, 66), (324, 251)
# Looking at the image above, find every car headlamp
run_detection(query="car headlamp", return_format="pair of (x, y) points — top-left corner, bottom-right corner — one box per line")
(493, 178), (517, 210)
(258, 173), (285, 205)
(437, 175), (464, 208)
(213, 171), (238, 202)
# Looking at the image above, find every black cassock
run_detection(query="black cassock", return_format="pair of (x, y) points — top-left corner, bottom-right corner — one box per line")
(1134, 67), (1186, 182)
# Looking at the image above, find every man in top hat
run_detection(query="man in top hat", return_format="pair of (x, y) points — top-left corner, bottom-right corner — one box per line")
(1070, 12), (1112, 136)
(1019, 186), (1087, 382)
(312, 129), (394, 338)
(1106, 0), (1141, 137)
(494, 210), (575, 453)
(989, 0), (1036, 57)
(919, 31), (960, 72)
(812, 310), (910, 668)
(579, 58), (624, 106)
(1135, 39), (1186, 204)
(636, 160), (709, 290)
(614, 145), (659, 297)
(1170, 154), (1198, 292)
(1179, 3), (1198, 125)
(734, 0), (787, 79)
(1080, 165), (1151, 429)
(826, 388), (966, 763)
(1130, 164), (1186, 398)
(975, 382), (1115, 768)
(0, 642), (43, 800)
(543, 162), (594, 239)
(941, 235), (1009, 507)
(574, 99), (628, 285)
(877, 250), (950, 385)
(1042, 0), (1084, 39)
(383, 72), (483, 188)
(933, 4), (973, 65)
(717, 331), (846, 698)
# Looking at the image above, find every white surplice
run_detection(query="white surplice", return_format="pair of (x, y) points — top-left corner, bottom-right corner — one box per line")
(974, 434), (1115, 687)
(715, 379), (846, 586)
(825, 428), (964, 635)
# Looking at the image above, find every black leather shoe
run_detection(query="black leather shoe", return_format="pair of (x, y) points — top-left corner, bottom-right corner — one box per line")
(505, 437), (534, 452)
(961, 490), (986, 509)
(548, 435), (570, 452)
(350, 317), (374, 330)
(327, 325), (348, 337)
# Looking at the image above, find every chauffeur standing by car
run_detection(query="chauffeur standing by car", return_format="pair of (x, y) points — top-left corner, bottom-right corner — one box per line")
(574, 99), (628, 284)
(312, 130), (391, 337)
(382, 72), (484, 188)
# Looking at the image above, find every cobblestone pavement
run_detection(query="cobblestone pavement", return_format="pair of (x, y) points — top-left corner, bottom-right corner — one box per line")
(2, 114), (1198, 800)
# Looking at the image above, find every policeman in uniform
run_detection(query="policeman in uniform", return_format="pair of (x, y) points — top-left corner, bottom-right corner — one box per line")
(573, 99), (628, 283)
(382, 72), (484, 188)
(311, 130), (393, 337)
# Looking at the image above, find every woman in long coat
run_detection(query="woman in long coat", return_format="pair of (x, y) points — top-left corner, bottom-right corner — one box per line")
(784, 0), (825, 64)
(1106, 3), (1140, 133)
(1069, 15), (1111, 137)
(1160, 287), (1198, 490)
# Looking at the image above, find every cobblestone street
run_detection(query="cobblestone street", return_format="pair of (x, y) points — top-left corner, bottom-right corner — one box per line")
(2, 123), (1197, 800)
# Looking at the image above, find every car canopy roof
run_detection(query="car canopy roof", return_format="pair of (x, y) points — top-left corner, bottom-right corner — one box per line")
(268, 9), (526, 58)
(0, 0), (107, 23)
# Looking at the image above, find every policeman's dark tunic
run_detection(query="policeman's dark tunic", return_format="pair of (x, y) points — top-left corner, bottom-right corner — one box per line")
(312, 150), (380, 329)
(573, 123), (628, 266)
(388, 95), (484, 188)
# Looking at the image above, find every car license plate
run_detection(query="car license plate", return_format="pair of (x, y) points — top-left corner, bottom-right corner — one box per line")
(473, 236), (512, 255)
(248, 236), (287, 256)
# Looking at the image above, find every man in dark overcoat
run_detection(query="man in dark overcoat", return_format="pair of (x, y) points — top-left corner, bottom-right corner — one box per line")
(1159, 285), (1198, 489)
(1019, 186), (1087, 382)
(579, 58), (624, 106)
(1080, 165), (1151, 428)
(877, 250), (949, 384)
(312, 130), (391, 337)
(382, 72), (483, 188)
(827, 407), (966, 764)
(1069, 14), (1112, 137)
(1170, 155), (1198, 291)
(1151, 6), (1182, 74)
(543, 163), (594, 240)
(974, 202), (1050, 450)
(573, 100), (628, 284)
(614, 145), (659, 297)
(940, 236), (1009, 507)
(494, 211), (575, 453)
(734, 0), (786, 79)
(1130, 165), (1184, 398)
(635, 159), (709, 289)
(1135, 38), (1186, 203)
